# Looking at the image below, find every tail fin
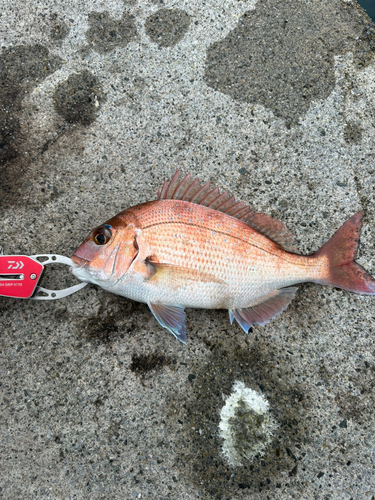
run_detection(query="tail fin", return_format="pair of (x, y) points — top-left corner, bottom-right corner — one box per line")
(315, 211), (375, 295)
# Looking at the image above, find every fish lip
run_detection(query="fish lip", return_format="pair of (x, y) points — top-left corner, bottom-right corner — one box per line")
(71, 255), (89, 268)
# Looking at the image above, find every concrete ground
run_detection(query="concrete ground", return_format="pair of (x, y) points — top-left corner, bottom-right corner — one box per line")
(1, 0), (375, 498)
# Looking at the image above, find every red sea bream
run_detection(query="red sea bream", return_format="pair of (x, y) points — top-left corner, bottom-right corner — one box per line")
(71, 170), (375, 343)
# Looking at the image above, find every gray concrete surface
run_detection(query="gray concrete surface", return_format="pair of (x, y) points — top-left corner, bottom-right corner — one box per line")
(1, 0), (375, 498)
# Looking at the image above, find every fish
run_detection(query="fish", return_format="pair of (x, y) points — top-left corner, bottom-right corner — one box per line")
(71, 170), (375, 343)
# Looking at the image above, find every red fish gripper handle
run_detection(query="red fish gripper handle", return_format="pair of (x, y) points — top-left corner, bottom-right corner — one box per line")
(0, 254), (88, 300)
(0, 255), (44, 299)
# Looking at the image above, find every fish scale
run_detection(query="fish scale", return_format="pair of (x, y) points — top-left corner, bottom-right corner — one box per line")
(137, 200), (319, 300)
(71, 171), (375, 343)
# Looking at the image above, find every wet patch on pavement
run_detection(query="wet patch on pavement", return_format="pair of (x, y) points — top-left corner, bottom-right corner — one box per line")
(130, 351), (170, 376)
(144, 8), (191, 48)
(0, 44), (63, 208)
(344, 122), (363, 144)
(76, 294), (146, 345)
(85, 11), (138, 54)
(52, 70), (105, 126)
(49, 14), (70, 42)
(168, 338), (313, 498)
(204, 0), (375, 125)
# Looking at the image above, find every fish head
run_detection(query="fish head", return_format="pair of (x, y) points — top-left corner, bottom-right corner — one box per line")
(70, 212), (138, 287)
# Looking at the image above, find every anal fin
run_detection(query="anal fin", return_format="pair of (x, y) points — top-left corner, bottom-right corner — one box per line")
(229, 287), (298, 333)
(148, 302), (187, 343)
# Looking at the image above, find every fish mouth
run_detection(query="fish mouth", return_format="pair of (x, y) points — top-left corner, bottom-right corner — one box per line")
(71, 255), (89, 268)
(70, 254), (92, 283)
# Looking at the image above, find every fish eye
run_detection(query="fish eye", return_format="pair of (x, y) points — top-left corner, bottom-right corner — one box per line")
(93, 226), (112, 245)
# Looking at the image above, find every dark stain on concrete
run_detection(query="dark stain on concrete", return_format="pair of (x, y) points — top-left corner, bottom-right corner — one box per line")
(130, 351), (170, 375)
(168, 338), (312, 498)
(49, 14), (70, 42)
(204, 1), (375, 125)
(0, 44), (63, 208)
(53, 70), (105, 126)
(77, 295), (146, 345)
(85, 11), (137, 54)
(144, 9), (191, 48)
(78, 303), (124, 344)
(344, 122), (363, 143)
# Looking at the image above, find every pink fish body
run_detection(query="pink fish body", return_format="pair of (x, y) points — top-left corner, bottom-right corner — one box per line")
(71, 171), (375, 342)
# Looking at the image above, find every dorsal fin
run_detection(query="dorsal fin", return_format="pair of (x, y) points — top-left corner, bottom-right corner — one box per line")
(240, 212), (298, 253)
(158, 169), (299, 253)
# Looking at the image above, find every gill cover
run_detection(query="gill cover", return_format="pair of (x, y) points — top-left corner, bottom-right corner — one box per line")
(71, 216), (139, 284)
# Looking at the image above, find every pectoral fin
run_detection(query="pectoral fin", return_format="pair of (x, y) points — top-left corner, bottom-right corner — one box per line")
(131, 229), (225, 287)
(148, 302), (187, 343)
(229, 287), (298, 333)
